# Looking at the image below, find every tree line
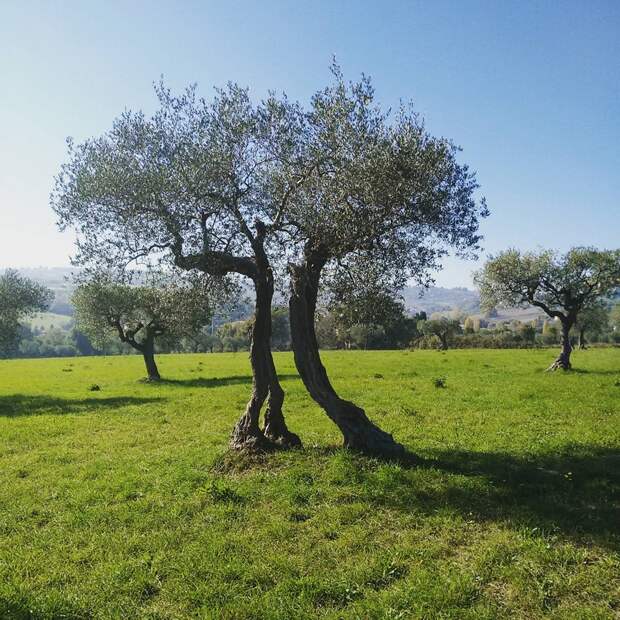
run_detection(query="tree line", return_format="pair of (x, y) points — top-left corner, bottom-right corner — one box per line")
(6, 290), (618, 362)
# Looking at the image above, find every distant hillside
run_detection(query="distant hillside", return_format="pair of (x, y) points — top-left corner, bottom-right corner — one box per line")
(29, 312), (74, 331)
(10, 267), (76, 315)
(11, 268), (604, 327)
(402, 286), (480, 315)
(401, 286), (551, 324)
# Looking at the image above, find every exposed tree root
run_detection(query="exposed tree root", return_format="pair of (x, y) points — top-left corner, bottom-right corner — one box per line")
(546, 355), (572, 372)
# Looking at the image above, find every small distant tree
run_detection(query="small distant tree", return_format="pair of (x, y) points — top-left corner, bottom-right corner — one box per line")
(417, 318), (461, 350)
(574, 303), (608, 349)
(271, 307), (291, 351)
(330, 287), (416, 350)
(0, 270), (53, 357)
(541, 320), (559, 345)
(217, 320), (251, 353)
(518, 322), (537, 344)
(463, 316), (480, 333)
(475, 248), (620, 370)
(72, 329), (99, 356)
(73, 276), (213, 381)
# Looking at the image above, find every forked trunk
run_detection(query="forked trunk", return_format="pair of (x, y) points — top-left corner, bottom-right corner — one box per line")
(231, 267), (300, 450)
(288, 256), (404, 458)
(230, 274), (274, 450)
(547, 320), (573, 371)
(172, 234), (298, 451)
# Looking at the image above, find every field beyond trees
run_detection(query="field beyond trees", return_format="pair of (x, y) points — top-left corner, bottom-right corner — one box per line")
(1, 349), (619, 619)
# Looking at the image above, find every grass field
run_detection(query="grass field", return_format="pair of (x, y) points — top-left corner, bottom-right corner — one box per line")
(1, 348), (619, 619)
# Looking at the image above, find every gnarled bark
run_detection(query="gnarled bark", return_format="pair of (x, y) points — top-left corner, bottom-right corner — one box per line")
(174, 224), (299, 451)
(142, 338), (161, 381)
(230, 273), (276, 450)
(231, 260), (300, 450)
(288, 254), (404, 458)
(263, 352), (302, 448)
(547, 320), (573, 371)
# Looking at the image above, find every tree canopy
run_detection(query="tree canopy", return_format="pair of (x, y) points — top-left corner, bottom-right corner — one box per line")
(0, 270), (53, 357)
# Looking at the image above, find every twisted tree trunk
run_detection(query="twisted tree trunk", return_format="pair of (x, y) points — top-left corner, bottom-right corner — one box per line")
(288, 253), (404, 458)
(113, 320), (162, 382)
(172, 229), (299, 451)
(142, 336), (161, 381)
(547, 319), (573, 371)
(262, 275), (301, 449)
(231, 261), (300, 450)
(230, 273), (275, 450)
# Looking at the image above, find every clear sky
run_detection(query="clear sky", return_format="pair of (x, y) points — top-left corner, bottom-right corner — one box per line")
(1, 0), (618, 287)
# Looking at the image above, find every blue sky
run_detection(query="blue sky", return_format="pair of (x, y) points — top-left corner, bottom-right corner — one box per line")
(1, 0), (618, 287)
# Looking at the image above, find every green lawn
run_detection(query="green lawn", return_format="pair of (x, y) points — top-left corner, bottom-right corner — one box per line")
(0, 349), (619, 619)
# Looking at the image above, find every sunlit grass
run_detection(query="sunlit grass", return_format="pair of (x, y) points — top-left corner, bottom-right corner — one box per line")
(1, 348), (619, 618)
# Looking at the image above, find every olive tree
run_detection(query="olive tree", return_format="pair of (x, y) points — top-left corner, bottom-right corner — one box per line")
(283, 68), (488, 455)
(0, 270), (53, 356)
(417, 318), (461, 350)
(52, 67), (487, 457)
(52, 83), (305, 449)
(574, 302), (609, 349)
(72, 275), (213, 381)
(324, 259), (417, 350)
(475, 248), (620, 370)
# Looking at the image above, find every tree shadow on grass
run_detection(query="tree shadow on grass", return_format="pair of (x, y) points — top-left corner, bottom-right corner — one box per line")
(567, 368), (620, 376)
(0, 394), (164, 418)
(0, 595), (88, 620)
(307, 445), (620, 551)
(160, 374), (299, 389)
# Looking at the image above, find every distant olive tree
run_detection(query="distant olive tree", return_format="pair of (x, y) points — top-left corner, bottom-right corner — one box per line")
(0, 270), (53, 357)
(320, 257), (412, 350)
(417, 318), (461, 350)
(73, 275), (213, 381)
(574, 303), (608, 349)
(475, 248), (620, 370)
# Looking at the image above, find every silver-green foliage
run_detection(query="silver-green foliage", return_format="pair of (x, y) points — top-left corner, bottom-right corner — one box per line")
(475, 247), (620, 322)
(72, 276), (213, 351)
(0, 270), (53, 355)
